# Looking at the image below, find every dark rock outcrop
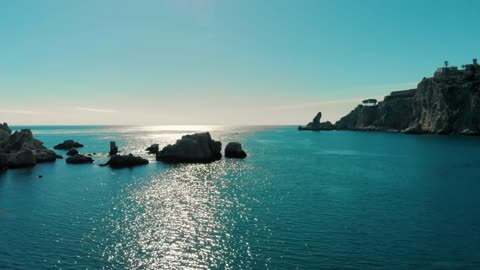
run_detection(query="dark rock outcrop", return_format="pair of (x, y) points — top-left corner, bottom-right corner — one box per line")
(66, 148), (79, 156)
(333, 60), (480, 136)
(66, 154), (94, 164)
(54, 140), (84, 150)
(7, 149), (36, 168)
(156, 132), (222, 164)
(0, 123), (11, 140)
(109, 141), (118, 156)
(225, 142), (247, 159)
(0, 128), (62, 168)
(102, 154), (148, 168)
(0, 152), (7, 171)
(298, 112), (335, 131)
(34, 149), (63, 162)
(146, 144), (159, 154)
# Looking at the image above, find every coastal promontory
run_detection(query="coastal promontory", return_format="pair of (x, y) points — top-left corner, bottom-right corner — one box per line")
(304, 59), (480, 136)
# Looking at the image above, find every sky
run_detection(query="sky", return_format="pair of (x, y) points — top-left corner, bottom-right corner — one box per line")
(1, 0), (479, 125)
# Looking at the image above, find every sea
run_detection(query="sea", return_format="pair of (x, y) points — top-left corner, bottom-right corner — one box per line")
(1, 125), (480, 270)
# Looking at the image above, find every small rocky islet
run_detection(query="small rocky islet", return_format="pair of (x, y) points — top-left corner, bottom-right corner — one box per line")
(299, 59), (480, 136)
(0, 123), (247, 172)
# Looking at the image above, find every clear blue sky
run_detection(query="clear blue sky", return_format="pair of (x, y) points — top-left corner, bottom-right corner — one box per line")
(1, 0), (479, 125)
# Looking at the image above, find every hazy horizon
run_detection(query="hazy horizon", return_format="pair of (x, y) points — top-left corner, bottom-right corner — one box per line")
(2, 0), (479, 125)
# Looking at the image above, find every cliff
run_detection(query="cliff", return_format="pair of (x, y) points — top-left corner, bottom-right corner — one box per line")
(333, 60), (480, 135)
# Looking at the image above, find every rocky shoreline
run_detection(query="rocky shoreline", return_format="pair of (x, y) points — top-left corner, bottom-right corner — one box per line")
(0, 123), (247, 172)
(300, 60), (480, 136)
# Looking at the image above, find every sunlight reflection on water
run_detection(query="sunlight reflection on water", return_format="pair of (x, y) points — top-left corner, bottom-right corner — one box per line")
(100, 162), (255, 269)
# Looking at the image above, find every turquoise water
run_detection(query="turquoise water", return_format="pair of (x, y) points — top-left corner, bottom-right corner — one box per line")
(1, 126), (480, 269)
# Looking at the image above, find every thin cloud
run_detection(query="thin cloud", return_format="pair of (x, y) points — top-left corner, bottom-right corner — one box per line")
(0, 109), (41, 114)
(76, 107), (117, 113)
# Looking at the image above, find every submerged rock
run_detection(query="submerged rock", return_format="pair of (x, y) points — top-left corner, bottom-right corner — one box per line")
(66, 148), (79, 156)
(54, 140), (84, 150)
(225, 142), (247, 159)
(146, 144), (159, 154)
(156, 132), (222, 164)
(102, 154), (148, 168)
(66, 154), (94, 164)
(109, 141), (118, 156)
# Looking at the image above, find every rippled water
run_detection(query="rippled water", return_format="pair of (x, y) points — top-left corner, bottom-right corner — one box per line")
(1, 126), (480, 269)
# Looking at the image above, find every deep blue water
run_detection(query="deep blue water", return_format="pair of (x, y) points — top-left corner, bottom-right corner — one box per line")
(1, 126), (480, 269)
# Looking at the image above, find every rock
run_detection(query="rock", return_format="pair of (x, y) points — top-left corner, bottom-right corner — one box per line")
(225, 142), (247, 159)
(402, 124), (424, 134)
(460, 129), (480, 136)
(66, 154), (94, 164)
(0, 152), (8, 171)
(7, 149), (36, 168)
(0, 129), (62, 166)
(34, 149), (63, 163)
(299, 112), (335, 131)
(109, 141), (118, 156)
(54, 140), (84, 150)
(66, 148), (79, 156)
(156, 132), (222, 164)
(0, 123), (11, 140)
(0, 129), (44, 152)
(102, 154), (148, 168)
(146, 144), (159, 154)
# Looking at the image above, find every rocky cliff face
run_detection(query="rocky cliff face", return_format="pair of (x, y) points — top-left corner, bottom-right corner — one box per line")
(408, 76), (480, 135)
(334, 62), (480, 135)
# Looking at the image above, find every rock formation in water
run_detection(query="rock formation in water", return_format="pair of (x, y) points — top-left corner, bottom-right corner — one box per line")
(109, 141), (118, 156)
(54, 140), (84, 150)
(66, 154), (94, 164)
(146, 144), (159, 154)
(156, 132), (222, 164)
(320, 59), (480, 136)
(298, 112), (335, 131)
(225, 142), (247, 159)
(66, 148), (79, 156)
(0, 124), (62, 169)
(102, 154), (148, 168)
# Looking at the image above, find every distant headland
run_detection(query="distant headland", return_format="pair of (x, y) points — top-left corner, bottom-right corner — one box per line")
(300, 59), (480, 136)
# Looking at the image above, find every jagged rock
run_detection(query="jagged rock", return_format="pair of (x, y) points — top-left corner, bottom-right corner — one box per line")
(66, 148), (78, 156)
(0, 129), (44, 152)
(7, 149), (36, 168)
(156, 132), (222, 164)
(54, 140), (84, 150)
(109, 141), (118, 156)
(299, 112), (335, 131)
(0, 129), (62, 166)
(0, 123), (11, 140)
(225, 142), (247, 159)
(102, 154), (148, 168)
(146, 144), (159, 154)
(66, 154), (94, 164)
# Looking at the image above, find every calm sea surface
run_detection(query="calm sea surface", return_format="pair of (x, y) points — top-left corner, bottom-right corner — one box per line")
(1, 126), (480, 269)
